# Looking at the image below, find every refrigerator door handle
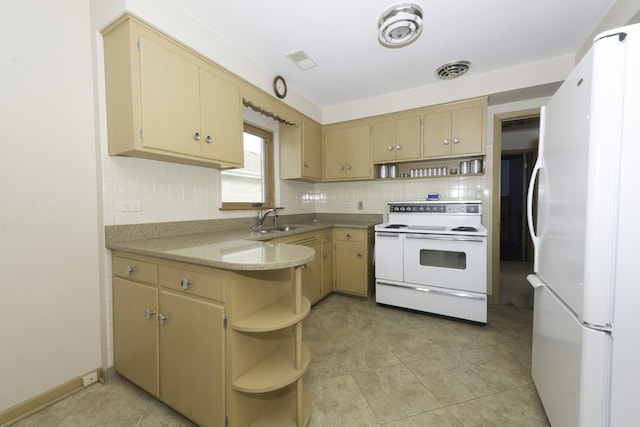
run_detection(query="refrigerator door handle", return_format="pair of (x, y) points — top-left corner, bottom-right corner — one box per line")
(527, 274), (545, 289)
(526, 106), (545, 272)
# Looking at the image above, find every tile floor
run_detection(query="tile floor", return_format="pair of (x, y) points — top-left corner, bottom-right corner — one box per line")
(11, 294), (549, 427)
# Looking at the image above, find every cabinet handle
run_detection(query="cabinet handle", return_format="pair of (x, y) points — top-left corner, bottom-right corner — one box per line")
(193, 132), (201, 141)
(125, 266), (136, 275)
(345, 234), (351, 240)
(144, 309), (156, 320)
(453, 137), (460, 144)
(304, 162), (309, 167)
(323, 252), (328, 260)
(158, 314), (169, 325)
(339, 165), (345, 170)
(357, 253), (362, 258)
(396, 144), (402, 150)
(205, 135), (212, 143)
(443, 138), (450, 145)
(388, 145), (394, 151)
(180, 278), (191, 290)
(346, 164), (352, 170)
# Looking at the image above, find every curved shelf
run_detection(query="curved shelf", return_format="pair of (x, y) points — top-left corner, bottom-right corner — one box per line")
(232, 295), (311, 332)
(249, 384), (311, 427)
(233, 343), (311, 393)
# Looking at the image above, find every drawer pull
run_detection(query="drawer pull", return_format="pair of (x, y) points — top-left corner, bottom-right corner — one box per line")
(323, 252), (328, 260)
(144, 309), (156, 320)
(345, 234), (351, 240)
(158, 314), (169, 325)
(180, 278), (191, 290)
(357, 253), (362, 259)
(125, 266), (136, 275)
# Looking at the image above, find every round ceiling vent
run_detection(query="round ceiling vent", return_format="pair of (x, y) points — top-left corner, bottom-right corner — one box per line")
(378, 3), (424, 48)
(435, 60), (472, 80)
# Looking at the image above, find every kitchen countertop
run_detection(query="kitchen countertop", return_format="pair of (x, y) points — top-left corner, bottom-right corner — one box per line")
(106, 217), (380, 271)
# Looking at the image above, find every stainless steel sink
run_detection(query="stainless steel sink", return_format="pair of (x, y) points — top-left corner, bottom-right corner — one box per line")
(255, 225), (302, 234)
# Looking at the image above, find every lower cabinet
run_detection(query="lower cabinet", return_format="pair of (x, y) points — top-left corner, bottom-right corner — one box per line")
(334, 228), (373, 297)
(112, 252), (310, 427)
(272, 230), (333, 305)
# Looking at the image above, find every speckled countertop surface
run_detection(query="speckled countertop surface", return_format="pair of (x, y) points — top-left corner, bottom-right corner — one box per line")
(106, 214), (382, 271)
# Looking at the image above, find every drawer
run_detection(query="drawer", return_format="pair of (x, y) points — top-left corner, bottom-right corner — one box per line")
(159, 266), (225, 302)
(113, 256), (158, 284)
(334, 228), (365, 242)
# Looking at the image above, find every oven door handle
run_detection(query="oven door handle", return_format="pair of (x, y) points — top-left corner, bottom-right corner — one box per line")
(376, 232), (401, 237)
(377, 281), (486, 301)
(405, 233), (485, 242)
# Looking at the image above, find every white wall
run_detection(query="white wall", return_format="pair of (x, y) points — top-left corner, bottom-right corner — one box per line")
(0, 0), (102, 412)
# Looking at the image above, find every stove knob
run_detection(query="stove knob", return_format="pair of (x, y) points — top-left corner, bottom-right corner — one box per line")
(418, 206), (424, 212)
(400, 207), (406, 212)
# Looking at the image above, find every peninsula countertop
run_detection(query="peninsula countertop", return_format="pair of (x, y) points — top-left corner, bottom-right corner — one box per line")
(106, 217), (380, 271)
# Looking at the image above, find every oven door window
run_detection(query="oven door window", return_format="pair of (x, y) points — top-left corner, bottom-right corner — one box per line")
(419, 249), (466, 270)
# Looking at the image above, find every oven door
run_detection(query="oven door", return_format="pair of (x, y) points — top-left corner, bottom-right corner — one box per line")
(375, 231), (404, 282)
(403, 233), (487, 293)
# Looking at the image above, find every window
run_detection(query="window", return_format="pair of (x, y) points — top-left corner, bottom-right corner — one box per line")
(220, 123), (274, 210)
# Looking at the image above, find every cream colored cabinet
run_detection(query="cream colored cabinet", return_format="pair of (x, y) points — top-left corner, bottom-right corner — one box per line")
(323, 125), (372, 180)
(113, 251), (311, 427)
(113, 276), (158, 396)
(102, 14), (243, 168)
(423, 105), (484, 159)
(321, 231), (334, 298)
(112, 254), (226, 427)
(280, 119), (322, 181)
(272, 230), (333, 305)
(334, 228), (372, 297)
(372, 116), (422, 163)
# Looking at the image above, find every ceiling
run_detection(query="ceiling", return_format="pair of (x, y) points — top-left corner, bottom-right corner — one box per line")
(170, 0), (615, 109)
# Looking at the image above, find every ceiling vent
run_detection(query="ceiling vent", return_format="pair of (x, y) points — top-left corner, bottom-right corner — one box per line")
(378, 3), (424, 48)
(435, 60), (472, 80)
(286, 50), (318, 70)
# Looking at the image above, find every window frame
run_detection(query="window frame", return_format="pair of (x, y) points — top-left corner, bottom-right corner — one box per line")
(220, 123), (275, 210)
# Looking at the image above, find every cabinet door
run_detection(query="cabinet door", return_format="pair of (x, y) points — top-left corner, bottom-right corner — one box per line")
(372, 120), (396, 162)
(303, 244), (323, 305)
(335, 241), (366, 296)
(345, 125), (371, 178)
(321, 237), (334, 297)
(302, 120), (322, 179)
(423, 110), (452, 158)
(323, 128), (346, 180)
(158, 291), (225, 427)
(113, 278), (159, 396)
(451, 106), (483, 156)
(395, 116), (422, 160)
(139, 34), (201, 156)
(200, 68), (243, 166)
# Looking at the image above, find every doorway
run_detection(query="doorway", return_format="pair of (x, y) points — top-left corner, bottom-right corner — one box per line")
(492, 115), (539, 308)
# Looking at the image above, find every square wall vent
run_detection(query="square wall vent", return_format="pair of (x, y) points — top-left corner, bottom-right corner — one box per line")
(286, 50), (318, 70)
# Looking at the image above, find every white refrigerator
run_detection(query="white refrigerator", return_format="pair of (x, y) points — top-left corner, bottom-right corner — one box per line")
(526, 24), (640, 427)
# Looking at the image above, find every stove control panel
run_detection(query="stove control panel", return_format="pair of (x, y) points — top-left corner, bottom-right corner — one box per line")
(388, 202), (481, 214)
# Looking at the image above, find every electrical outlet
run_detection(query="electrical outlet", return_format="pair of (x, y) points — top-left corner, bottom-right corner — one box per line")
(82, 371), (98, 387)
(120, 200), (141, 212)
(358, 201), (364, 210)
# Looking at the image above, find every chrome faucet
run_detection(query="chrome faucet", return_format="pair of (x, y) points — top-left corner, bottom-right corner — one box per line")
(257, 207), (276, 227)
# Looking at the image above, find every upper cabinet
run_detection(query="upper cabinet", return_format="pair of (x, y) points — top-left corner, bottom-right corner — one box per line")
(372, 116), (422, 163)
(280, 119), (322, 181)
(102, 15), (243, 168)
(423, 103), (485, 159)
(323, 124), (372, 180)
